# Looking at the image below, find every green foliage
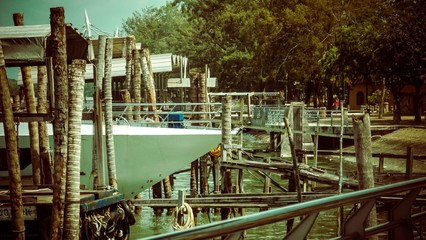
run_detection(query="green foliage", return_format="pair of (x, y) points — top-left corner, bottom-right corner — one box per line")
(122, 4), (196, 55)
(368, 89), (393, 105)
(122, 0), (426, 109)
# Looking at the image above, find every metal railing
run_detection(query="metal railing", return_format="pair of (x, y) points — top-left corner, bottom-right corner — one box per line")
(140, 177), (426, 239)
(95, 100), (365, 130)
(109, 102), (223, 128)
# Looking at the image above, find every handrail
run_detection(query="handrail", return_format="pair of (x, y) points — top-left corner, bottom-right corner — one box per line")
(140, 177), (426, 240)
(110, 102), (223, 128)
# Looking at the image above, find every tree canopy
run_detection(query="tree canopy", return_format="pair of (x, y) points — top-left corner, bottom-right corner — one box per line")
(122, 0), (426, 120)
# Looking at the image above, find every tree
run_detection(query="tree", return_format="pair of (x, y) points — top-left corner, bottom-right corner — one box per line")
(37, 66), (53, 184)
(50, 7), (69, 240)
(63, 59), (86, 239)
(122, 4), (196, 55)
(14, 12), (41, 185)
(0, 41), (26, 240)
(124, 0), (425, 113)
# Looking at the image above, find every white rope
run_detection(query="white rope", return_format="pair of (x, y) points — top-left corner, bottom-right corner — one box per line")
(171, 202), (195, 231)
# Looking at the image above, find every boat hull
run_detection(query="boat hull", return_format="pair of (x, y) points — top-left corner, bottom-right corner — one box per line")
(0, 123), (222, 199)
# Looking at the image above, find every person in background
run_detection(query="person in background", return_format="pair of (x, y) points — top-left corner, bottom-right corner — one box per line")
(332, 97), (339, 110)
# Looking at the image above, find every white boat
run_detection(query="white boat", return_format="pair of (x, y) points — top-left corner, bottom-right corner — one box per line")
(0, 123), (222, 199)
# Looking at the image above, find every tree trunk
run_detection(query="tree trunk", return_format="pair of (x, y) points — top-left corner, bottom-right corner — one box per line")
(132, 49), (142, 121)
(64, 59), (86, 239)
(13, 12), (41, 185)
(37, 65), (53, 184)
(93, 35), (106, 190)
(50, 7), (69, 240)
(352, 114), (378, 239)
(141, 48), (158, 121)
(0, 40), (26, 240)
(104, 38), (118, 189)
(124, 36), (134, 121)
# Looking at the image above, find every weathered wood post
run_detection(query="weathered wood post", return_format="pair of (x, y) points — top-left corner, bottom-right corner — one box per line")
(199, 155), (209, 195)
(50, 7), (69, 240)
(200, 73), (208, 124)
(123, 36), (134, 121)
(64, 59), (86, 239)
(37, 65), (53, 184)
(263, 157), (271, 193)
(352, 113), (378, 237)
(141, 48), (158, 121)
(0, 40), (26, 240)
(93, 35), (106, 189)
(284, 116), (302, 233)
(104, 38), (117, 189)
(283, 117), (302, 202)
(221, 95), (233, 221)
(13, 12), (41, 185)
(132, 49), (142, 121)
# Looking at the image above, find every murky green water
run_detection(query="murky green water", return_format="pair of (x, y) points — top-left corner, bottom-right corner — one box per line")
(129, 168), (348, 239)
(128, 131), (421, 239)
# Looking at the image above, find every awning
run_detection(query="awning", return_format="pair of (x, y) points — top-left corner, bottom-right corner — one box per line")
(0, 24), (88, 67)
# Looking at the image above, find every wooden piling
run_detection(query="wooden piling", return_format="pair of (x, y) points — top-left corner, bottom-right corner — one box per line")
(152, 182), (163, 215)
(163, 177), (173, 214)
(199, 73), (208, 123)
(221, 96), (233, 221)
(222, 96), (232, 161)
(93, 35), (106, 189)
(0, 40), (26, 240)
(64, 59), (86, 239)
(37, 65), (53, 184)
(190, 160), (199, 197)
(263, 158), (271, 194)
(123, 36), (134, 121)
(104, 37), (117, 189)
(352, 114), (378, 238)
(13, 12), (41, 185)
(49, 7), (69, 239)
(283, 117), (302, 203)
(200, 155), (209, 195)
(141, 48), (157, 121)
(132, 49), (142, 121)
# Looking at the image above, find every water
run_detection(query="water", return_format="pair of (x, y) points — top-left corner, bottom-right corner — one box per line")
(129, 170), (343, 239)
(127, 131), (418, 239)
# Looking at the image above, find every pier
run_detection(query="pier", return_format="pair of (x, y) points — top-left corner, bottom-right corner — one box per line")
(122, 94), (426, 239)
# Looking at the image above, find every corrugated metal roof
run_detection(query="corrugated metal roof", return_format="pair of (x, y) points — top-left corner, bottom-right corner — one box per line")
(151, 53), (173, 73)
(17, 53), (174, 82)
(0, 24), (51, 39)
(0, 24), (88, 67)
(84, 54), (173, 79)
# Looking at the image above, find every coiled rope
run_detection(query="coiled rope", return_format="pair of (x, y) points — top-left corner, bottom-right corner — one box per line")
(171, 202), (195, 230)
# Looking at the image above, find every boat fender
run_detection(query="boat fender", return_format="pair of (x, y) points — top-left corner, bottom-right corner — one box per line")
(119, 200), (136, 225)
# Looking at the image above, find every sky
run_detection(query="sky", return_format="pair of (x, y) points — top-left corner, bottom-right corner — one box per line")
(0, 0), (171, 78)
(0, 0), (170, 33)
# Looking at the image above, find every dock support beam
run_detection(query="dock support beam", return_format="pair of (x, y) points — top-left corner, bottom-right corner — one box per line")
(353, 113), (378, 237)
